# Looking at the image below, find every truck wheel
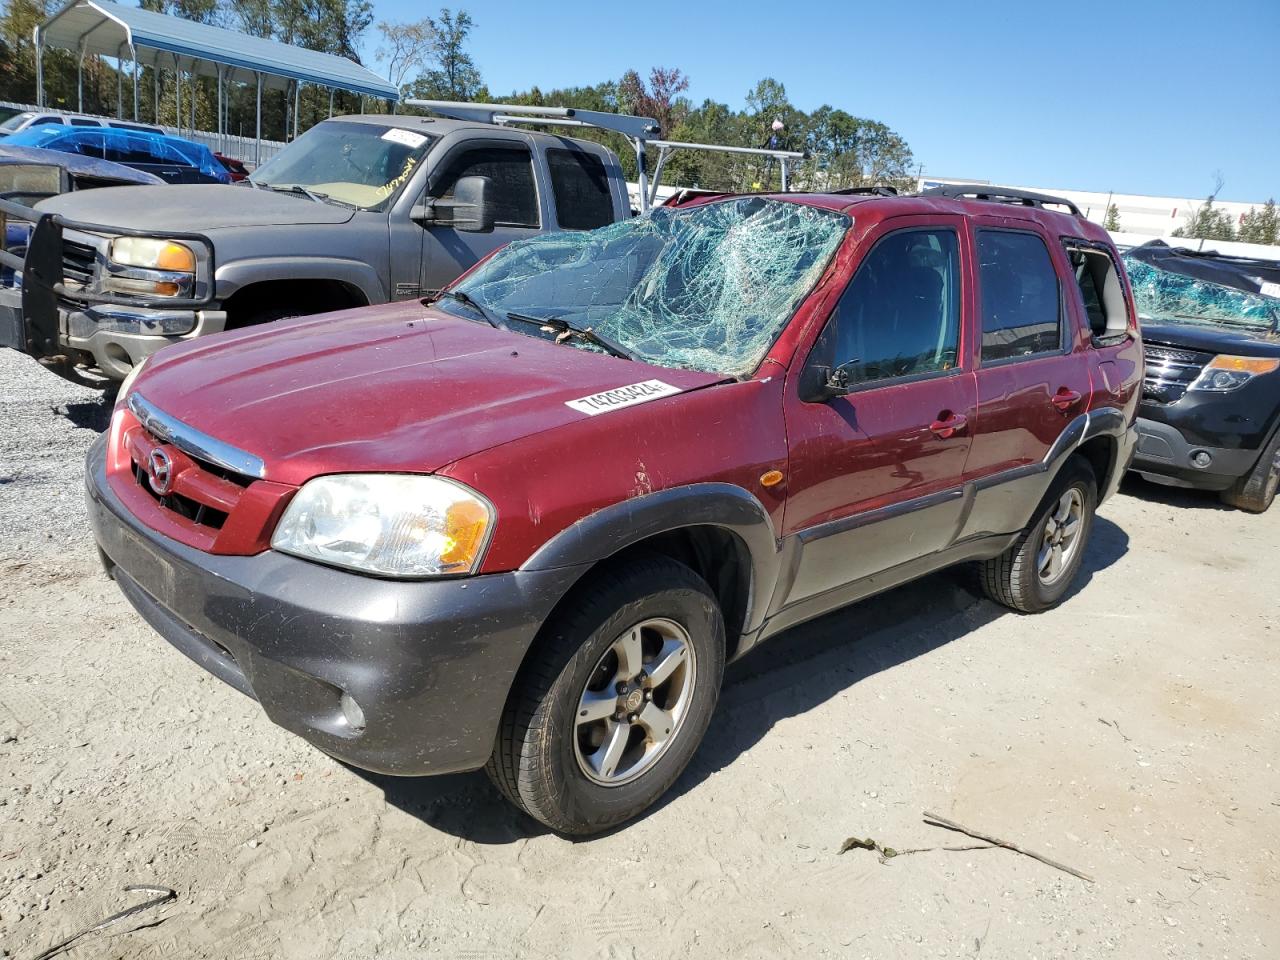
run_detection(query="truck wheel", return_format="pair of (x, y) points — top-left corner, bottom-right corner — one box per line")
(978, 458), (1097, 614)
(1219, 431), (1280, 513)
(486, 554), (725, 835)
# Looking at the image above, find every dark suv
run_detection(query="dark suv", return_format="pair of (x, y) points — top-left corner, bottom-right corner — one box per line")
(87, 185), (1141, 834)
(1124, 241), (1280, 512)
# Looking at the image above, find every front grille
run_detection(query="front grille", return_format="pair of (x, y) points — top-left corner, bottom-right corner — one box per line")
(124, 423), (252, 536)
(129, 458), (229, 529)
(1143, 342), (1212, 405)
(61, 239), (97, 290)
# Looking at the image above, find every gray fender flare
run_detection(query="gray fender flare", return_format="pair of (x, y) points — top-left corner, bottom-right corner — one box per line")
(520, 482), (782, 634)
(214, 257), (385, 304)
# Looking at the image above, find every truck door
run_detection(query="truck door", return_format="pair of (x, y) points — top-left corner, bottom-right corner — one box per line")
(417, 142), (544, 297)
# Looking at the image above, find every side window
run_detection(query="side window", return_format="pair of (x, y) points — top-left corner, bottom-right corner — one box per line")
(546, 148), (613, 230)
(1064, 243), (1128, 340)
(31, 116), (64, 126)
(69, 118), (100, 126)
(977, 230), (1062, 361)
(825, 228), (961, 387)
(433, 145), (539, 228)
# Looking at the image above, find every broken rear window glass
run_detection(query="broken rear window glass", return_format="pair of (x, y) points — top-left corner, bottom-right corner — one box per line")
(448, 197), (850, 376)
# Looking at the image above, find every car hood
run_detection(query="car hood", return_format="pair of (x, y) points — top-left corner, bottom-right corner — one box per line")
(36, 183), (354, 229)
(131, 300), (727, 487)
(1141, 320), (1280, 357)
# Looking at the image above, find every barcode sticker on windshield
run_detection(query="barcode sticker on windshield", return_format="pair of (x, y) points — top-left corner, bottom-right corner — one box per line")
(381, 128), (428, 149)
(566, 380), (682, 416)
(1261, 281), (1280, 299)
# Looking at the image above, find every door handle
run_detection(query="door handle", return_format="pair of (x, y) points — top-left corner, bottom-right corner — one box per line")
(929, 412), (968, 439)
(1052, 388), (1082, 412)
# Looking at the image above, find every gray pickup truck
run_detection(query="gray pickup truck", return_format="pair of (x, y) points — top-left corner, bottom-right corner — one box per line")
(0, 113), (629, 384)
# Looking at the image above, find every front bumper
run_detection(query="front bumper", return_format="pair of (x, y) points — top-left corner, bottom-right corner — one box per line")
(1131, 416), (1262, 491)
(45, 301), (227, 381)
(86, 437), (585, 776)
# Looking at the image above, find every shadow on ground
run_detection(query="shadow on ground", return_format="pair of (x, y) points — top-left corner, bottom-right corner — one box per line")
(58, 396), (114, 432)
(362, 516), (1130, 843)
(1118, 473), (1232, 511)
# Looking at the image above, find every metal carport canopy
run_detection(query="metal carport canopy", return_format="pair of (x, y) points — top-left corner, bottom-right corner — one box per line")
(35, 0), (399, 100)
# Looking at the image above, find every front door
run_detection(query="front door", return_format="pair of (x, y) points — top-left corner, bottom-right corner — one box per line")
(782, 219), (977, 604)
(418, 141), (545, 296)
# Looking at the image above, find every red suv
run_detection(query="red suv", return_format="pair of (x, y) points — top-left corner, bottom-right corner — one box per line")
(88, 186), (1141, 834)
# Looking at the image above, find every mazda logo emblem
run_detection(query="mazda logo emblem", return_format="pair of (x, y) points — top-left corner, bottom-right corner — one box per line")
(148, 448), (174, 495)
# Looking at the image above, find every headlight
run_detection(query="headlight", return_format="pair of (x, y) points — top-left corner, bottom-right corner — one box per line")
(116, 354), (149, 403)
(1190, 354), (1280, 392)
(110, 237), (196, 272)
(105, 237), (197, 298)
(272, 474), (494, 578)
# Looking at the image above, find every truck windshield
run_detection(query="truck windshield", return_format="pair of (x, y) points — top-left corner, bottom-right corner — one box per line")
(250, 121), (434, 210)
(1124, 250), (1279, 335)
(446, 197), (850, 376)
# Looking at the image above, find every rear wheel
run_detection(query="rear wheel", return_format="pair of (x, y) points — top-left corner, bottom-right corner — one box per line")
(486, 555), (725, 835)
(979, 458), (1098, 613)
(1219, 430), (1280, 513)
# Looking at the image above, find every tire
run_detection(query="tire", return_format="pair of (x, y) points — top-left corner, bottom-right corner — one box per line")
(486, 554), (726, 835)
(1220, 429), (1280, 513)
(978, 458), (1098, 614)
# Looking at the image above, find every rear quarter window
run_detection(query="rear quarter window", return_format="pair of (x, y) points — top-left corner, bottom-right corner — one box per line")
(547, 148), (614, 230)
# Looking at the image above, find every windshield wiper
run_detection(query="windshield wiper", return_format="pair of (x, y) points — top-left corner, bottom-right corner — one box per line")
(431, 289), (506, 329)
(506, 311), (638, 361)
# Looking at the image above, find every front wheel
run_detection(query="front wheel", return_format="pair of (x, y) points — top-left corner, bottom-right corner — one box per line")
(978, 458), (1098, 613)
(1220, 430), (1280, 513)
(486, 555), (725, 835)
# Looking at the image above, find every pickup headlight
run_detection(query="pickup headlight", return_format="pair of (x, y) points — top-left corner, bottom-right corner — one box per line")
(1190, 354), (1280, 392)
(272, 474), (495, 578)
(105, 237), (197, 298)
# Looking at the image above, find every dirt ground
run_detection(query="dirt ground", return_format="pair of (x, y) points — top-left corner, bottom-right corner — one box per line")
(1, 349), (1277, 959)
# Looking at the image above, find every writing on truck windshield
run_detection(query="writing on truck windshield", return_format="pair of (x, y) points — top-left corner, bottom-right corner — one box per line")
(443, 197), (850, 376)
(250, 121), (434, 209)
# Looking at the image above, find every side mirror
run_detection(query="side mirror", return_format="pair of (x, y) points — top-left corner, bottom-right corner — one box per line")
(798, 360), (858, 403)
(412, 175), (494, 233)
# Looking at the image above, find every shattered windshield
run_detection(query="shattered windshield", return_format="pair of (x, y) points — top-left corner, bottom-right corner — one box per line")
(447, 197), (850, 376)
(1123, 251), (1279, 335)
(250, 120), (434, 209)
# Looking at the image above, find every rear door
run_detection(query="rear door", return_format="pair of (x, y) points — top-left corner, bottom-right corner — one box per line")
(1061, 238), (1142, 409)
(781, 217), (977, 602)
(960, 219), (1094, 538)
(417, 140), (544, 296)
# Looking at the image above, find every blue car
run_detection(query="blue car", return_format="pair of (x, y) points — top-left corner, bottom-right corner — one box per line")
(2, 126), (231, 185)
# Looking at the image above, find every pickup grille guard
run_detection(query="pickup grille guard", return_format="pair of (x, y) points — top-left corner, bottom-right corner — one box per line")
(0, 195), (216, 360)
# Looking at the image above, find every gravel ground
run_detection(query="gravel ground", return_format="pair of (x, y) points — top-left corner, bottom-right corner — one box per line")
(1, 346), (1277, 960)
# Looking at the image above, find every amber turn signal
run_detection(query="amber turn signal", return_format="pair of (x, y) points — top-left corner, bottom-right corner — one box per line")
(1206, 355), (1280, 375)
(760, 470), (784, 488)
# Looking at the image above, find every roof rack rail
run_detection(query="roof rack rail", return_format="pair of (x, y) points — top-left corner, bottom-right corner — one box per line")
(405, 99), (805, 213)
(829, 185), (898, 197)
(921, 183), (1082, 217)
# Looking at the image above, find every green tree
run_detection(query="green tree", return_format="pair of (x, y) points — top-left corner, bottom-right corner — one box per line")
(1103, 203), (1121, 231)
(409, 8), (483, 101)
(1238, 199), (1278, 246)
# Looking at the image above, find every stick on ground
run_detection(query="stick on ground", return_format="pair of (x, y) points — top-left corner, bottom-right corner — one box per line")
(922, 811), (1094, 883)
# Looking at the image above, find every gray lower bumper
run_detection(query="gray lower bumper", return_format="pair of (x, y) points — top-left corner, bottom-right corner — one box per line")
(86, 437), (586, 776)
(59, 303), (228, 380)
(1132, 417), (1260, 490)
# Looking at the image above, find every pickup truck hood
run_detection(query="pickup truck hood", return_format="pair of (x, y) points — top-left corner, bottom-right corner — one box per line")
(132, 300), (726, 487)
(1142, 320), (1280, 357)
(37, 184), (354, 230)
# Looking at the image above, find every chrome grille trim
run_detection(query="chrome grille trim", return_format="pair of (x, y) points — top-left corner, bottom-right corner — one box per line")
(1142, 342), (1212, 404)
(127, 392), (266, 480)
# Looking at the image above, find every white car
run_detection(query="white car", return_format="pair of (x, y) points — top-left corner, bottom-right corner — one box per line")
(0, 111), (163, 138)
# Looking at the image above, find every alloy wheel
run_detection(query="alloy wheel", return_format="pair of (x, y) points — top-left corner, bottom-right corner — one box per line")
(1037, 488), (1085, 585)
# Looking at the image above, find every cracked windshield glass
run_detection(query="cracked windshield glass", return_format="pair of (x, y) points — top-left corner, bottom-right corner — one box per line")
(443, 196), (850, 376)
(249, 120), (434, 209)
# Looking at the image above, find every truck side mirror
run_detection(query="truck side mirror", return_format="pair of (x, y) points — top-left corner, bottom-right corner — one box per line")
(412, 176), (494, 233)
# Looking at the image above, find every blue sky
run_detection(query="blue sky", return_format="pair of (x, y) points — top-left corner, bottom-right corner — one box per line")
(365, 0), (1279, 202)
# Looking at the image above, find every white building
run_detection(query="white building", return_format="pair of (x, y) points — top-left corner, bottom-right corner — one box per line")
(917, 176), (1269, 241)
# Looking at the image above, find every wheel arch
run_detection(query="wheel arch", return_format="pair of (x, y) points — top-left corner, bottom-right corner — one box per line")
(221, 278), (371, 328)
